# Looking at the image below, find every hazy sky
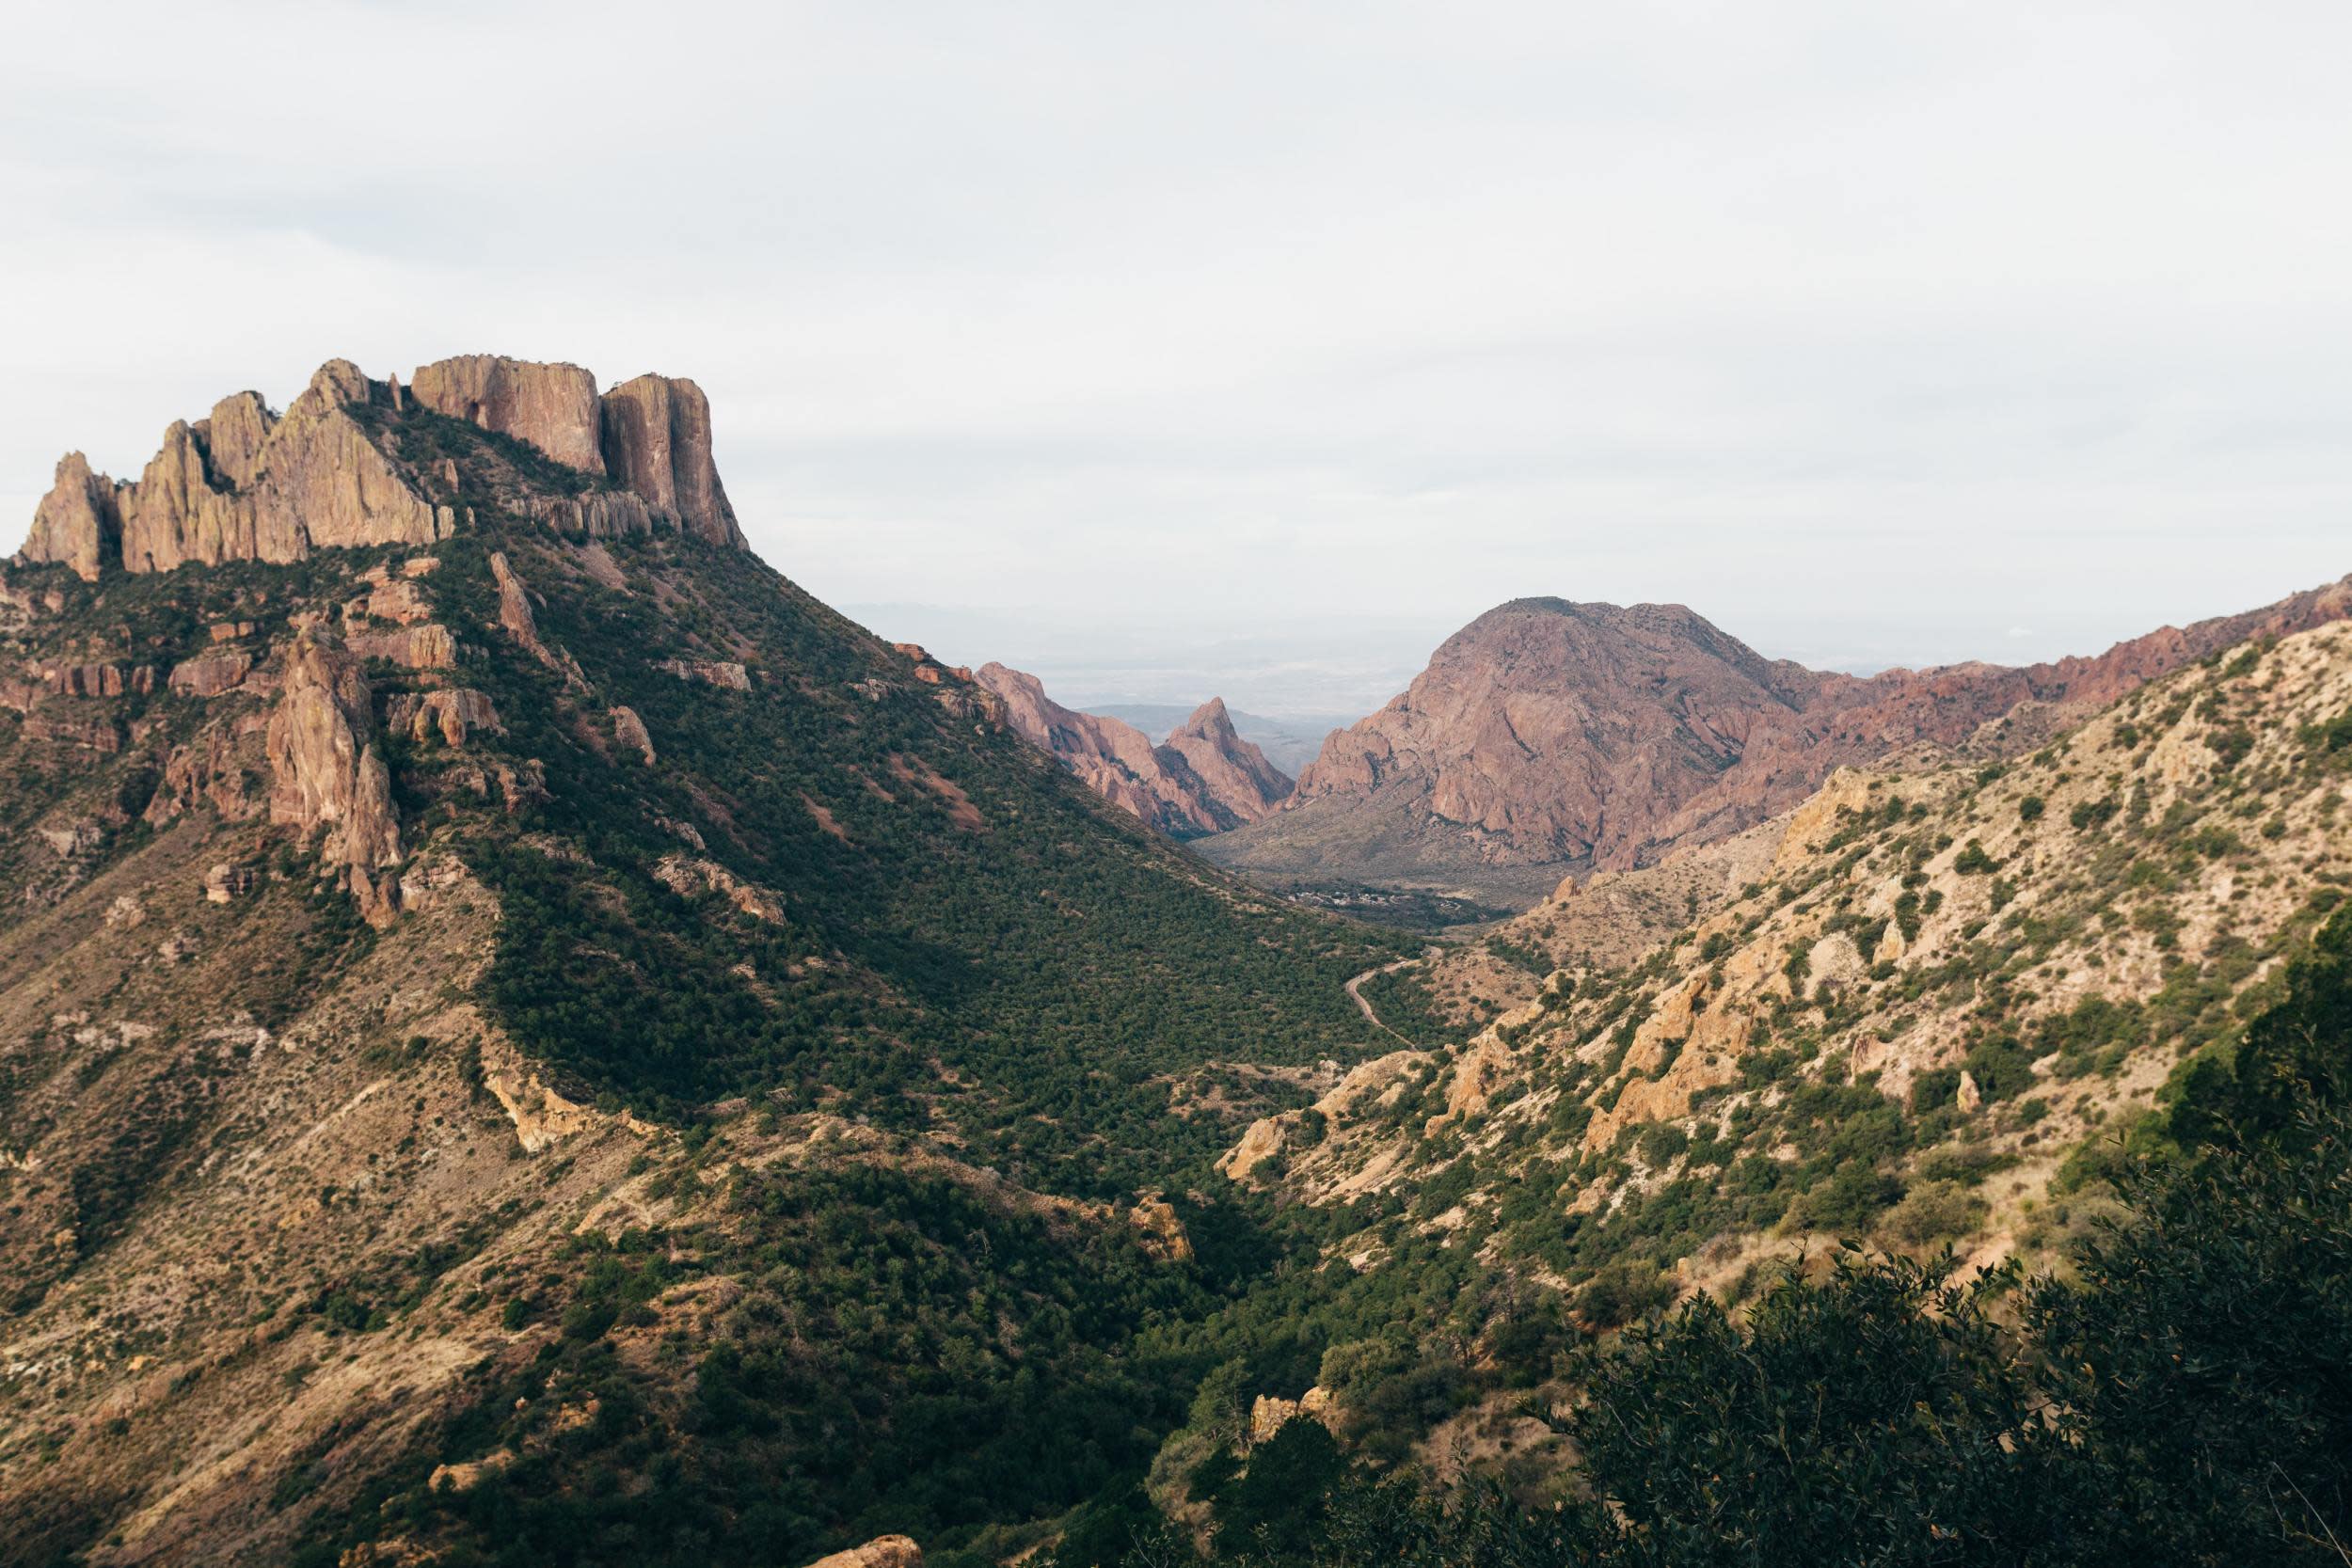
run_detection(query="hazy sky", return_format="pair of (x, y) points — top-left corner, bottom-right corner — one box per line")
(6, 2), (2349, 718)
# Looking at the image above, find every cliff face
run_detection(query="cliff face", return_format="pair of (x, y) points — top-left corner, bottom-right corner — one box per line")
(1202, 578), (2352, 911)
(12, 354), (749, 581)
(408, 356), (743, 546)
(972, 664), (1291, 837)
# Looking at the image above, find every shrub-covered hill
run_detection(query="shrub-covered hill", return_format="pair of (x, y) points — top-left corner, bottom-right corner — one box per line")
(1226, 618), (2352, 1304)
(0, 360), (1402, 1566)
(1085, 615), (2352, 1535)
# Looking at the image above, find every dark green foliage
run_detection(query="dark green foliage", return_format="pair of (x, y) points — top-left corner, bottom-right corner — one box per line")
(1091, 924), (2352, 1568)
(2170, 905), (2352, 1149)
(1951, 839), (2000, 875)
(411, 523), (1400, 1196)
(1206, 1420), (1349, 1557)
(336, 1166), (1220, 1568)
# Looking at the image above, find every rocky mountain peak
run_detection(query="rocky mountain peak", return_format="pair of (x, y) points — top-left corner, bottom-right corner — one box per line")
(409, 355), (603, 472)
(1201, 576), (2352, 913)
(972, 664), (1292, 837)
(13, 354), (750, 581)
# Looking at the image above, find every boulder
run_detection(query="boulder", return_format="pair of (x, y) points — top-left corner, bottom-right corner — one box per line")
(611, 705), (656, 763)
(168, 651), (252, 698)
(204, 863), (257, 903)
(802, 1537), (921, 1568)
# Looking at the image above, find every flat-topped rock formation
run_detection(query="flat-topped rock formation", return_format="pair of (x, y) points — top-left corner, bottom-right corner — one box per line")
(15, 354), (747, 580)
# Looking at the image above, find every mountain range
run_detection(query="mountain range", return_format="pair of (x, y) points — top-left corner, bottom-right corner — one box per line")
(1195, 583), (2352, 913)
(3, 352), (2347, 1568)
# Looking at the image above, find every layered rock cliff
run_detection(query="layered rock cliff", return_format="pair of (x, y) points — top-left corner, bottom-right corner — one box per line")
(973, 663), (1292, 837)
(12, 354), (747, 580)
(1200, 578), (2352, 911)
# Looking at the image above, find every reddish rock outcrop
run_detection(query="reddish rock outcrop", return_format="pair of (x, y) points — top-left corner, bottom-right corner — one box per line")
(599, 373), (743, 546)
(1161, 698), (1293, 823)
(18, 355), (753, 578)
(973, 664), (1292, 838)
(410, 356), (603, 472)
(18, 453), (120, 580)
(611, 705), (656, 763)
(265, 628), (403, 913)
(29, 362), (451, 578)
(167, 651), (253, 697)
(655, 657), (751, 691)
(384, 689), (502, 747)
(1208, 577), (2352, 905)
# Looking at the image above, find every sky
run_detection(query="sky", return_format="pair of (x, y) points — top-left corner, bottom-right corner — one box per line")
(5, 1), (2349, 720)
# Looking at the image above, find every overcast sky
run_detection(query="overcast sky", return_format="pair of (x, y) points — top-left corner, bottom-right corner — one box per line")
(6, 1), (2349, 717)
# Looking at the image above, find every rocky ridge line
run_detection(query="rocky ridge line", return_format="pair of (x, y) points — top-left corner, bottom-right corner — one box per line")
(972, 662), (1292, 837)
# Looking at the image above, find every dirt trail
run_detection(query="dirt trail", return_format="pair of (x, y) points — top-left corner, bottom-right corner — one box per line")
(1343, 949), (1438, 1047)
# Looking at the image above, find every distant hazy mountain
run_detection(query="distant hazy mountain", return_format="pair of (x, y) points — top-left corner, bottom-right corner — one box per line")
(1091, 703), (1354, 776)
(972, 667), (1294, 836)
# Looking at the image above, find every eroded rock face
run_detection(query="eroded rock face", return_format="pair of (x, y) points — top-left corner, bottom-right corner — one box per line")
(264, 629), (403, 897)
(1160, 698), (1293, 825)
(54, 361), (450, 577)
(385, 689), (502, 747)
(410, 356), (604, 472)
(654, 657), (751, 690)
(599, 373), (743, 546)
(19, 453), (119, 580)
(611, 705), (656, 763)
(18, 354), (755, 580)
(802, 1536), (922, 1568)
(168, 651), (253, 697)
(973, 665), (1293, 838)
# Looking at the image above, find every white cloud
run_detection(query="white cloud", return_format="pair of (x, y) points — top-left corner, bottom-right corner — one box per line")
(5, 0), (2349, 710)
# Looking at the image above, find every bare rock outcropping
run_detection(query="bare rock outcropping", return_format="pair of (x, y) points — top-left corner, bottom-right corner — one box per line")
(599, 372), (743, 546)
(15, 353), (749, 579)
(264, 628), (403, 920)
(802, 1536), (922, 1568)
(1203, 577), (2352, 908)
(408, 355), (743, 546)
(973, 664), (1291, 839)
(409, 356), (603, 472)
(20, 453), (119, 581)
(14, 363), (450, 580)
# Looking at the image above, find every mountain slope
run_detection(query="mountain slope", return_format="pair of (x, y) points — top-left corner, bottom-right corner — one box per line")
(1223, 617), (2352, 1323)
(1200, 582), (2352, 913)
(973, 663), (1292, 837)
(0, 356), (1401, 1567)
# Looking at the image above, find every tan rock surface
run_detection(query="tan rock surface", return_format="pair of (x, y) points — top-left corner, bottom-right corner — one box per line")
(411, 356), (604, 472)
(599, 373), (743, 546)
(802, 1536), (922, 1568)
(18, 453), (120, 580)
(264, 629), (403, 881)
